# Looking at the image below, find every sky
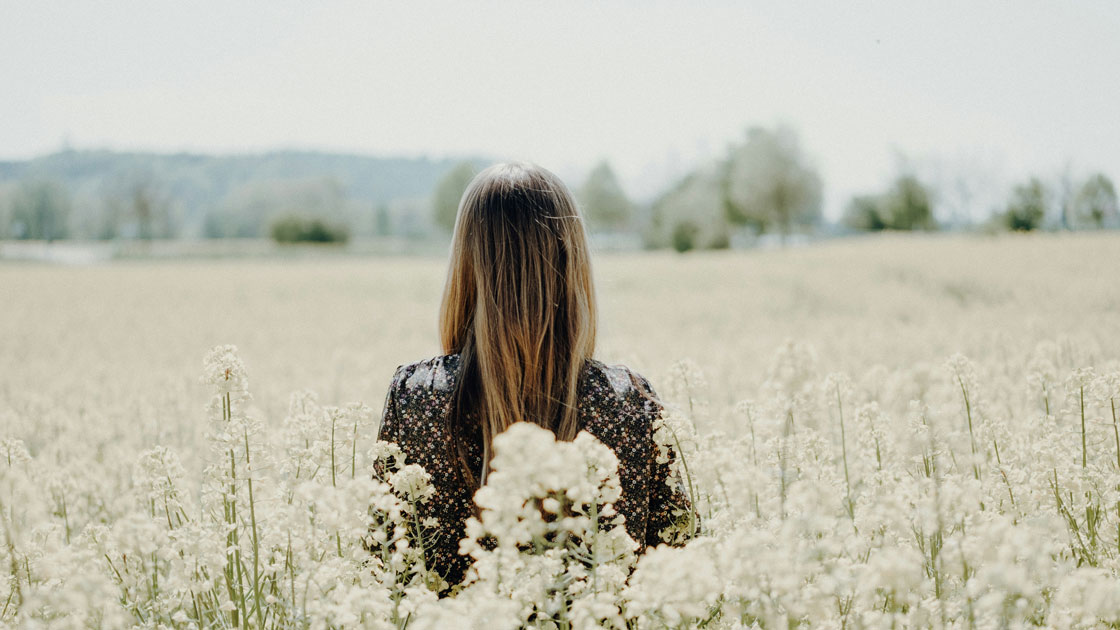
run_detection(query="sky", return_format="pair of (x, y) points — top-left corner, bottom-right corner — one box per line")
(2, 1), (1119, 218)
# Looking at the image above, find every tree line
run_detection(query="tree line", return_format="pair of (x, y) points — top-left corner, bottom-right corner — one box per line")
(1, 139), (1117, 248)
(0, 151), (463, 243)
(430, 127), (1118, 252)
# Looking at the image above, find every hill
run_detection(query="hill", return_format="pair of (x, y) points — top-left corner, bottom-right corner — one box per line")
(0, 150), (487, 239)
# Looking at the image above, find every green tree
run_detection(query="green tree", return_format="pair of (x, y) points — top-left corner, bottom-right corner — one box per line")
(881, 174), (936, 230)
(578, 161), (633, 232)
(1072, 173), (1118, 229)
(270, 215), (350, 243)
(207, 177), (347, 238)
(646, 167), (729, 251)
(723, 126), (822, 239)
(432, 162), (477, 233)
(670, 221), (700, 252)
(10, 180), (71, 241)
(842, 174), (936, 232)
(841, 195), (886, 232)
(1003, 177), (1049, 231)
(0, 183), (15, 239)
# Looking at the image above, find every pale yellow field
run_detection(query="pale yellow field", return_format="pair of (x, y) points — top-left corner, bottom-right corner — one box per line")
(5, 232), (1120, 629)
(3, 232), (1118, 430)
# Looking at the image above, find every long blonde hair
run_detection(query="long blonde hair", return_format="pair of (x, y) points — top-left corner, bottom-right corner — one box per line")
(439, 162), (597, 490)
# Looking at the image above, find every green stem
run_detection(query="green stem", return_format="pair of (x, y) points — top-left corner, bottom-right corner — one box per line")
(1080, 386), (1087, 468)
(1111, 399), (1120, 470)
(331, 415), (337, 488)
(351, 419), (359, 480)
(245, 429), (263, 626)
(835, 383), (853, 521)
(663, 422), (699, 538)
(955, 373), (980, 481)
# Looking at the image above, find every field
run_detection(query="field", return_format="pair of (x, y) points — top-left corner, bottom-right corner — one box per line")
(4, 233), (1120, 629)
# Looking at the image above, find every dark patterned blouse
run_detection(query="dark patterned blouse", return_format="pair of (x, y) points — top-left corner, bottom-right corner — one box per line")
(373, 353), (696, 592)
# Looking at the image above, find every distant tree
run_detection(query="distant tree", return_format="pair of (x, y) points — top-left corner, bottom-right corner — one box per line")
(1055, 163), (1075, 230)
(132, 179), (157, 239)
(880, 174), (936, 230)
(9, 180), (70, 241)
(1003, 177), (1049, 231)
(270, 215), (350, 244)
(646, 167), (729, 250)
(432, 162), (477, 233)
(671, 221), (700, 252)
(1071, 173), (1118, 229)
(0, 183), (15, 239)
(841, 195), (886, 232)
(723, 126), (822, 239)
(208, 177), (347, 238)
(375, 203), (392, 236)
(98, 170), (176, 239)
(841, 174), (935, 232)
(578, 161), (633, 232)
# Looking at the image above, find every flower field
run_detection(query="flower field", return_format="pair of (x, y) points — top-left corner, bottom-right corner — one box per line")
(4, 233), (1120, 629)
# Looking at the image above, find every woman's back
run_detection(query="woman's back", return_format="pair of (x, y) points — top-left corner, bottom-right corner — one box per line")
(375, 353), (694, 590)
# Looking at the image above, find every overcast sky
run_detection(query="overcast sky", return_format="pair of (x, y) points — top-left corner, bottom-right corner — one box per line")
(2, 1), (1118, 217)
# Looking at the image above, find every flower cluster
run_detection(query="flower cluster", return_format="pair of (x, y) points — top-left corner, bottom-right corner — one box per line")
(7, 338), (1120, 629)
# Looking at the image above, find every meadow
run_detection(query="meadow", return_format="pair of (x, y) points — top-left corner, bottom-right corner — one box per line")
(4, 232), (1120, 629)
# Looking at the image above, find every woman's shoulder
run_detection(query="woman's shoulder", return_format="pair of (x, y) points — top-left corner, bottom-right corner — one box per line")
(389, 354), (462, 396)
(582, 358), (661, 410)
(388, 354), (659, 408)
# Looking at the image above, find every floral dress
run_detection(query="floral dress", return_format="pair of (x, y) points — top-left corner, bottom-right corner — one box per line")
(373, 353), (696, 591)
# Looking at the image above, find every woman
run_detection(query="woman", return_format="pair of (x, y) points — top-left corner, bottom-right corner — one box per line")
(374, 161), (696, 593)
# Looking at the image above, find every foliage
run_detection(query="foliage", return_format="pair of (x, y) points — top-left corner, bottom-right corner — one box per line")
(843, 175), (936, 232)
(646, 125), (820, 250)
(270, 214), (351, 244)
(881, 174), (936, 230)
(6, 179), (70, 241)
(723, 126), (823, 238)
(842, 195), (887, 232)
(432, 161), (477, 233)
(1003, 177), (1049, 231)
(208, 177), (349, 239)
(578, 161), (634, 232)
(98, 170), (179, 240)
(646, 167), (730, 251)
(1071, 173), (1119, 229)
(672, 221), (701, 252)
(0, 150), (474, 239)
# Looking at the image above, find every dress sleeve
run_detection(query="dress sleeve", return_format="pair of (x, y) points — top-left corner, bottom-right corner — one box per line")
(373, 365), (404, 480)
(633, 372), (700, 548)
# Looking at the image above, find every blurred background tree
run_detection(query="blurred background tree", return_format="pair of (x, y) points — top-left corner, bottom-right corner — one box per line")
(722, 126), (822, 240)
(1072, 173), (1118, 229)
(578, 161), (633, 232)
(270, 215), (350, 244)
(100, 170), (178, 240)
(841, 195), (887, 232)
(841, 173), (935, 232)
(9, 180), (70, 241)
(1002, 177), (1049, 231)
(204, 177), (348, 239)
(432, 161), (477, 233)
(0, 138), (1116, 249)
(880, 174), (936, 231)
(374, 203), (392, 236)
(646, 166), (729, 252)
